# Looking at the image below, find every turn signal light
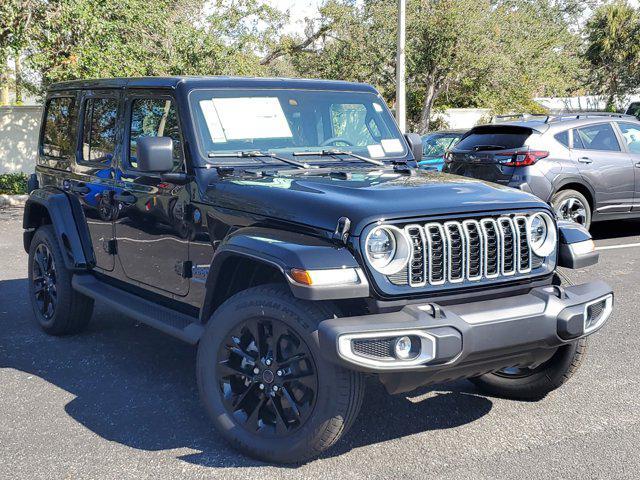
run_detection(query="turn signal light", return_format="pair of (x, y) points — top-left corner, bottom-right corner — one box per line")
(290, 268), (360, 286)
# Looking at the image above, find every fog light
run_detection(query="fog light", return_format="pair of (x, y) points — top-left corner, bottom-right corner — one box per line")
(394, 336), (413, 359)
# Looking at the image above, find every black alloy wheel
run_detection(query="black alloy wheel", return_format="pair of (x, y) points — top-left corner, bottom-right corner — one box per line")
(31, 243), (57, 320)
(216, 317), (318, 437)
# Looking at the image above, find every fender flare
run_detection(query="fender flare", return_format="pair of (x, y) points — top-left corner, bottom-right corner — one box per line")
(199, 227), (368, 322)
(549, 175), (596, 207)
(23, 188), (96, 270)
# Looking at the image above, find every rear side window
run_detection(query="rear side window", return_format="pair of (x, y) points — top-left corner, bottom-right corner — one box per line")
(617, 122), (640, 154)
(128, 97), (184, 170)
(573, 123), (620, 152)
(554, 130), (569, 148)
(455, 127), (531, 151)
(81, 97), (119, 165)
(42, 97), (76, 158)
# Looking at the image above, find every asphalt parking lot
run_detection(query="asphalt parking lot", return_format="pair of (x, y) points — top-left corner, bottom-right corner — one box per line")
(1, 205), (639, 480)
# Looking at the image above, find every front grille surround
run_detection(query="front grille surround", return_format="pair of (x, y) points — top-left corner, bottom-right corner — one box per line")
(361, 211), (556, 296)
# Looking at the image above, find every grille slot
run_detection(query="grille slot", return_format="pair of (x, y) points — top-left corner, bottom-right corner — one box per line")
(352, 338), (395, 359)
(396, 213), (546, 289)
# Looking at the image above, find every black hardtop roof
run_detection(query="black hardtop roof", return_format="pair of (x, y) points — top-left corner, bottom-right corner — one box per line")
(47, 76), (379, 94)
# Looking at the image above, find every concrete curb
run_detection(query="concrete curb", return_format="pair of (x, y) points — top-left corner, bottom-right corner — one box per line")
(0, 194), (28, 207)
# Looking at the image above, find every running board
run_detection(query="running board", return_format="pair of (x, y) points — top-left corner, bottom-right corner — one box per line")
(72, 274), (204, 344)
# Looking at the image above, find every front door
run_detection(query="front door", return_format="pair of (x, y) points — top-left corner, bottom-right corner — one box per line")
(113, 92), (190, 296)
(570, 122), (635, 214)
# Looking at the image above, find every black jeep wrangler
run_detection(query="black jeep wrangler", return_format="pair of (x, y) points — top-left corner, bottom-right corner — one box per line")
(24, 77), (613, 463)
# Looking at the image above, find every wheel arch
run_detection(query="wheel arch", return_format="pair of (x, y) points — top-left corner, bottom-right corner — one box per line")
(23, 188), (96, 270)
(551, 178), (595, 213)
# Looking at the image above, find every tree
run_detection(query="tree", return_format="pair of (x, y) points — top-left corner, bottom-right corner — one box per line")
(0, 0), (42, 104)
(584, 1), (640, 110)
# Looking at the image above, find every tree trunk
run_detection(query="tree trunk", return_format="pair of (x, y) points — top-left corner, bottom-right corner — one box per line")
(14, 54), (22, 104)
(419, 82), (438, 134)
(0, 54), (9, 106)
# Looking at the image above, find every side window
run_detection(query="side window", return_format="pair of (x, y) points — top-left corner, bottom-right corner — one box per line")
(42, 97), (76, 158)
(574, 123), (621, 152)
(617, 122), (640, 154)
(81, 97), (119, 165)
(554, 130), (569, 148)
(129, 97), (183, 170)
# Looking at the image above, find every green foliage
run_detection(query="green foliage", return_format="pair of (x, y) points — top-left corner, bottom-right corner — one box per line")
(0, 173), (28, 195)
(584, 1), (640, 110)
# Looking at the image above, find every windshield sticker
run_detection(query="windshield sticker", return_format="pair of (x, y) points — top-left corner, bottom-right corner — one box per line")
(208, 97), (293, 141)
(367, 144), (385, 158)
(199, 100), (227, 143)
(381, 138), (404, 154)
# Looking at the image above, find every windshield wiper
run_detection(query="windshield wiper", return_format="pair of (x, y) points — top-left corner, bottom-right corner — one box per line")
(293, 149), (384, 167)
(208, 150), (311, 169)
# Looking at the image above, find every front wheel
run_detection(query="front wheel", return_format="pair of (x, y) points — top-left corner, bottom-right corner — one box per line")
(470, 338), (588, 400)
(197, 284), (364, 463)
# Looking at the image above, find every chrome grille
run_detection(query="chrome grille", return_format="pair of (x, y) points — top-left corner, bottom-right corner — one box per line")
(399, 215), (536, 288)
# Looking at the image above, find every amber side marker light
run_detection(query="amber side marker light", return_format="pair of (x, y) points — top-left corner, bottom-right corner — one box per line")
(289, 268), (361, 286)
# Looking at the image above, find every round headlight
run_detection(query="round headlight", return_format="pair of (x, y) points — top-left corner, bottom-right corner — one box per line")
(528, 212), (556, 257)
(365, 225), (411, 275)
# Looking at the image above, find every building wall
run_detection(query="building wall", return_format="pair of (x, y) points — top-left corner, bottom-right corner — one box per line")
(0, 106), (42, 174)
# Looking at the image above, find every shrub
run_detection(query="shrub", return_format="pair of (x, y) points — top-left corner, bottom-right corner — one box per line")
(0, 173), (29, 195)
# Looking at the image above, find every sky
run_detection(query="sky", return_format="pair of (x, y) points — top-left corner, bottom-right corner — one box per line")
(268, 0), (325, 34)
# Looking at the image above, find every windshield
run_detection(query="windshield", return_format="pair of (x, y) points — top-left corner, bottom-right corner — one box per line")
(422, 133), (462, 157)
(189, 89), (408, 163)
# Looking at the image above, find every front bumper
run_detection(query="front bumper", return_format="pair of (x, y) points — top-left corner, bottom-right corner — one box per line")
(318, 281), (613, 393)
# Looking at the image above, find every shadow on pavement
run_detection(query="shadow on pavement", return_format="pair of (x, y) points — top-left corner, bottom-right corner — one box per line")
(0, 276), (492, 468)
(590, 219), (640, 241)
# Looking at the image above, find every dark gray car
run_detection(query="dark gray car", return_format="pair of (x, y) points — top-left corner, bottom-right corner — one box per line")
(444, 113), (640, 230)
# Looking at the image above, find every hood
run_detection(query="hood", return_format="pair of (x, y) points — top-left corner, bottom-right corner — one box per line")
(203, 168), (548, 236)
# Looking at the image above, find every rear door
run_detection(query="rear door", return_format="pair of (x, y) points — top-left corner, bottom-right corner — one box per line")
(445, 126), (533, 185)
(570, 122), (634, 213)
(69, 90), (120, 271)
(615, 122), (640, 211)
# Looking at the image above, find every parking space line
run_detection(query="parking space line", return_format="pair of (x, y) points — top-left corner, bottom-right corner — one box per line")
(596, 242), (640, 251)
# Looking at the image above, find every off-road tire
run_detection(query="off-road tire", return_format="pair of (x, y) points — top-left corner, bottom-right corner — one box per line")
(197, 284), (364, 464)
(28, 225), (94, 335)
(471, 271), (588, 400)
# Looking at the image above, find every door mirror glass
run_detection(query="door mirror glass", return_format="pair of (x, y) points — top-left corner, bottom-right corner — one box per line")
(136, 136), (174, 172)
(404, 133), (423, 160)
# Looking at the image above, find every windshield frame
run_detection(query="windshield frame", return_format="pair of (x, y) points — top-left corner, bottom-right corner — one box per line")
(187, 87), (411, 167)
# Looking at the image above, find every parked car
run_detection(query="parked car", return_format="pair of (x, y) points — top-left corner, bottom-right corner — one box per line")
(625, 102), (640, 118)
(24, 77), (612, 464)
(418, 129), (466, 171)
(444, 112), (640, 230)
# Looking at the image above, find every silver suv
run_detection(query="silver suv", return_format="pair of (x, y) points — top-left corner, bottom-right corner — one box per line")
(444, 113), (640, 230)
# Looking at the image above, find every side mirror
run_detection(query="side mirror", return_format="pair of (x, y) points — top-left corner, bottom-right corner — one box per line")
(136, 136), (174, 173)
(404, 133), (423, 161)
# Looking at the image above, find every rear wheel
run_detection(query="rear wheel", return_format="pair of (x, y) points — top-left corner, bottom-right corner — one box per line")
(28, 225), (94, 335)
(551, 189), (591, 230)
(197, 284), (364, 464)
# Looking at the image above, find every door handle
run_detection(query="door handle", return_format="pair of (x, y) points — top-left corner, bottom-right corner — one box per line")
(578, 157), (593, 164)
(113, 191), (137, 204)
(635, 162), (640, 168)
(70, 182), (90, 194)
